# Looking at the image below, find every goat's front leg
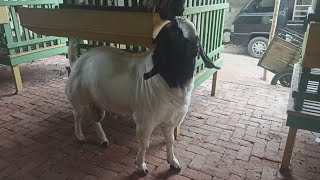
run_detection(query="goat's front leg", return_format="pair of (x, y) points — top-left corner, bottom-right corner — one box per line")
(73, 109), (85, 142)
(161, 125), (181, 170)
(135, 124), (153, 176)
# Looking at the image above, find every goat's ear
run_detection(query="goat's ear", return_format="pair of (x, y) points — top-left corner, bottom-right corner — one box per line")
(144, 22), (171, 80)
(199, 43), (221, 69)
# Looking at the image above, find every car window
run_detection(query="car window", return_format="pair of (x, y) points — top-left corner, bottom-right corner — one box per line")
(243, 0), (275, 13)
(257, 0), (275, 12)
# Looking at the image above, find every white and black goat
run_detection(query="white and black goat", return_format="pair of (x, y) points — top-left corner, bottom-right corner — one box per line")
(65, 17), (219, 175)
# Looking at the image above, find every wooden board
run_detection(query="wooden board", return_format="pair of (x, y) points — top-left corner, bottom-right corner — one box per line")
(0, 6), (9, 24)
(259, 38), (300, 73)
(18, 7), (167, 48)
(301, 22), (320, 68)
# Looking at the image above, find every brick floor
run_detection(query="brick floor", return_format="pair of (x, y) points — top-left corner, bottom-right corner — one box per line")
(0, 53), (319, 180)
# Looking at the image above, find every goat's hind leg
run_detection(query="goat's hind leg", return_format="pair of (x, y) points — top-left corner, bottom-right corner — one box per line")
(73, 107), (85, 143)
(89, 104), (109, 146)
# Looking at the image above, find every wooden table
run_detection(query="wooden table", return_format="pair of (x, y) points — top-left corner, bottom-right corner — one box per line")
(280, 64), (320, 171)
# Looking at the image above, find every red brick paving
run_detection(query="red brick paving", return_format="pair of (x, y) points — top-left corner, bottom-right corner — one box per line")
(0, 53), (319, 180)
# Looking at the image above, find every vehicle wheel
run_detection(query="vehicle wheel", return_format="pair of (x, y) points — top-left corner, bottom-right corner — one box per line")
(222, 29), (231, 45)
(247, 37), (268, 58)
(271, 69), (293, 88)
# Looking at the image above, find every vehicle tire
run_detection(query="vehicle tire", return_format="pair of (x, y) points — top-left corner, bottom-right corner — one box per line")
(271, 69), (293, 88)
(247, 37), (268, 58)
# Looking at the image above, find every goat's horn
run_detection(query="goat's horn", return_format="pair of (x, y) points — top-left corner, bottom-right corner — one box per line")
(199, 44), (220, 69)
(144, 65), (159, 80)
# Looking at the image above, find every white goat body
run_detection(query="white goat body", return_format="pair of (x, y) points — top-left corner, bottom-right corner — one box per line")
(66, 45), (193, 122)
(66, 39), (194, 175)
(65, 16), (218, 175)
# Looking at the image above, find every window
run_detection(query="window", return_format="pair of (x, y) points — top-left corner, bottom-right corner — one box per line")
(243, 0), (275, 13)
(257, 0), (275, 12)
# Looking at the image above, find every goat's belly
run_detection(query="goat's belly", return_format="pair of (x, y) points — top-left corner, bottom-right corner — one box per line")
(93, 75), (133, 116)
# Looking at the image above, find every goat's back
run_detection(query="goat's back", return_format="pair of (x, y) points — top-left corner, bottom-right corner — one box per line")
(65, 46), (152, 115)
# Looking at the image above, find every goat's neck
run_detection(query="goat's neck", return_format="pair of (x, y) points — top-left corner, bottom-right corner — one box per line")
(130, 55), (194, 112)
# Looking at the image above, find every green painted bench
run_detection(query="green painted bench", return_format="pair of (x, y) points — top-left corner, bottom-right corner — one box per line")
(0, 0), (68, 93)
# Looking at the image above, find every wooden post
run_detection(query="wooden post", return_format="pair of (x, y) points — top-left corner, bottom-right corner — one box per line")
(11, 66), (23, 93)
(262, 0), (281, 81)
(0, 6), (10, 24)
(211, 72), (218, 97)
(280, 127), (298, 171)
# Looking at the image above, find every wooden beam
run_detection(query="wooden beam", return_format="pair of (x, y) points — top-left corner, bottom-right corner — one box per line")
(211, 72), (218, 97)
(0, 6), (9, 24)
(280, 127), (298, 172)
(262, 0), (281, 80)
(11, 66), (23, 93)
(300, 22), (320, 68)
(18, 7), (166, 48)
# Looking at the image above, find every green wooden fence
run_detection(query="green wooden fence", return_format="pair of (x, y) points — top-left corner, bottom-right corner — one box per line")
(185, 0), (228, 88)
(66, 0), (228, 92)
(0, 0), (228, 93)
(0, 0), (68, 93)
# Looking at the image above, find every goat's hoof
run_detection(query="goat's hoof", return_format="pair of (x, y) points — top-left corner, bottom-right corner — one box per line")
(136, 168), (148, 176)
(169, 158), (181, 171)
(136, 163), (148, 176)
(100, 141), (109, 147)
(77, 140), (85, 145)
(170, 164), (182, 171)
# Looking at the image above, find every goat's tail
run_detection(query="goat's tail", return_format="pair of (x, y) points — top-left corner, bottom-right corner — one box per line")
(68, 38), (78, 67)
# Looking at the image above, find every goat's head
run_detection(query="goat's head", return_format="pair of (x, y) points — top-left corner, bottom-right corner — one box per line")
(144, 17), (220, 88)
(143, 0), (185, 20)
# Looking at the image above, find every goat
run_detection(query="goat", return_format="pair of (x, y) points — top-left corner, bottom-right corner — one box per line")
(65, 16), (219, 175)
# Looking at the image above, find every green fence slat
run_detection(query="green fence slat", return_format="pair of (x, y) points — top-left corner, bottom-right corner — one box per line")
(219, 8), (226, 58)
(215, 9), (220, 59)
(200, 12), (205, 50)
(22, 5), (32, 51)
(204, 0), (210, 53)
(10, 6), (23, 53)
(3, 24), (16, 55)
(213, 8), (217, 57)
(208, 8), (213, 53)
(30, 4), (39, 50)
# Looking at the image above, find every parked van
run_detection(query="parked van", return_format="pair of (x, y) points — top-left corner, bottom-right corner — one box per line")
(230, 0), (305, 58)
